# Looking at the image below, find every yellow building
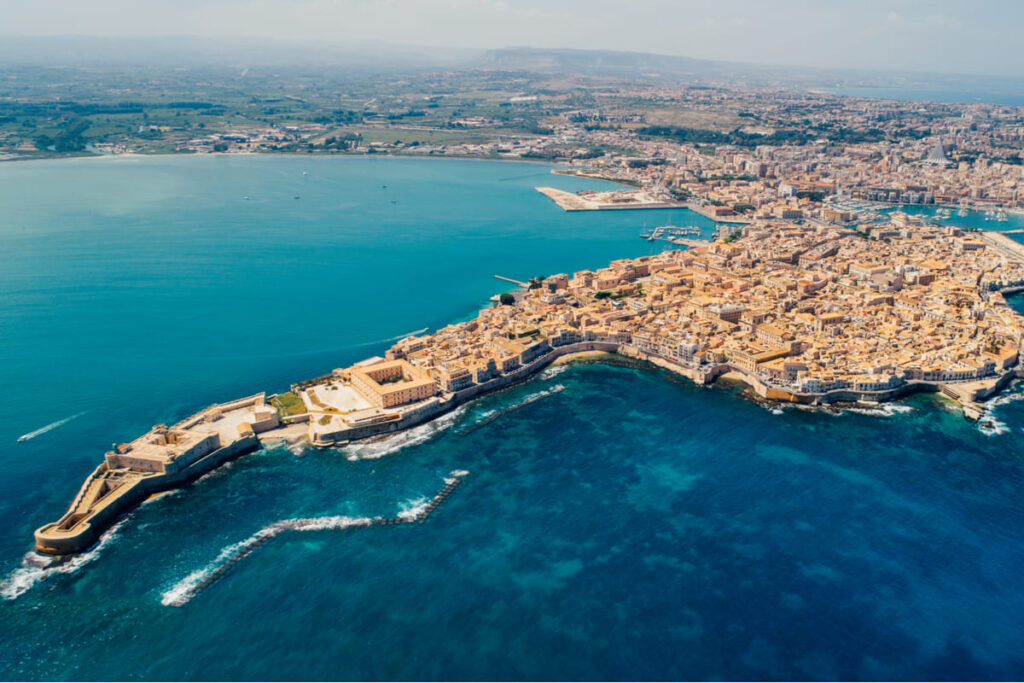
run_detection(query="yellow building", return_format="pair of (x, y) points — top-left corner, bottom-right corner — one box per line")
(350, 359), (438, 408)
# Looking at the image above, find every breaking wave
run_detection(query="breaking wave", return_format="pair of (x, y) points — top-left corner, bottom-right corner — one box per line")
(162, 470), (469, 607)
(976, 388), (1024, 436)
(342, 406), (467, 461)
(539, 364), (569, 380)
(460, 384), (566, 436)
(0, 518), (127, 601)
(845, 404), (915, 417)
(161, 516), (377, 607)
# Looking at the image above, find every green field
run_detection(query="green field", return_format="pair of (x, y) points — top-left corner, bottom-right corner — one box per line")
(269, 391), (306, 417)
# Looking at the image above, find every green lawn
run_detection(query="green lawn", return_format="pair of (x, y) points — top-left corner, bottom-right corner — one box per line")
(270, 391), (306, 417)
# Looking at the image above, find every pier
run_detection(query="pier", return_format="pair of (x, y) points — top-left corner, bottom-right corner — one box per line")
(165, 472), (468, 607)
(494, 275), (528, 287)
(641, 226), (712, 249)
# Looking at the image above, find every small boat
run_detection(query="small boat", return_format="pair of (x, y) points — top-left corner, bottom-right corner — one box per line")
(242, 195), (249, 200)
(293, 195), (300, 200)
(302, 171), (308, 176)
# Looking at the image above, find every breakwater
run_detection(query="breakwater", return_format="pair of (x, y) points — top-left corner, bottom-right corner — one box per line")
(459, 384), (566, 436)
(162, 471), (468, 607)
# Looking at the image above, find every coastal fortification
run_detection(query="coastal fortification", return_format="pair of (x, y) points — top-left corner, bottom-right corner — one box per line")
(35, 214), (1024, 555)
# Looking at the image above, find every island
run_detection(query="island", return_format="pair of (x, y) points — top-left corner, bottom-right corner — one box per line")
(34, 213), (1024, 555)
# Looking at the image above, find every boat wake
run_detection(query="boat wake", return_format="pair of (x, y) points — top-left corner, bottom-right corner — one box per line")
(0, 518), (127, 601)
(162, 471), (468, 607)
(355, 327), (430, 348)
(342, 406), (467, 461)
(17, 412), (86, 443)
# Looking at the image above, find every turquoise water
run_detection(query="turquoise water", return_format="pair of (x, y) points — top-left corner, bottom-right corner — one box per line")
(895, 205), (1024, 239)
(1, 156), (1024, 680)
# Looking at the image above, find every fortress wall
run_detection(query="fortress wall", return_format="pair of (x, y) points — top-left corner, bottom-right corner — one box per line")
(34, 435), (260, 555)
(310, 341), (620, 445)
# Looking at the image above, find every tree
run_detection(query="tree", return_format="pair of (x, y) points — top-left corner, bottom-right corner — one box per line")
(500, 292), (516, 306)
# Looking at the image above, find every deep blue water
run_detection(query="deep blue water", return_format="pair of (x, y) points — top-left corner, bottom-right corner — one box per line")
(1, 155), (1024, 681)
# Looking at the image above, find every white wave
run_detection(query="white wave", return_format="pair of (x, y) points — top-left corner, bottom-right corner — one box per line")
(0, 518), (127, 601)
(342, 406), (467, 461)
(977, 416), (1010, 436)
(987, 390), (1024, 408)
(972, 386), (1024, 436)
(397, 497), (428, 521)
(539, 364), (568, 380)
(845, 404), (915, 417)
(162, 471), (468, 607)
(162, 515), (375, 606)
(770, 407), (785, 415)
(17, 412), (86, 443)
(287, 441), (309, 457)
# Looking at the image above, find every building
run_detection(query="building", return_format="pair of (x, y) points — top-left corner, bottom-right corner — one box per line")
(349, 359), (438, 408)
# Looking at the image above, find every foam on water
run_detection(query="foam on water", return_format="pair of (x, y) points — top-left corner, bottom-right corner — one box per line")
(161, 516), (377, 607)
(845, 404), (915, 417)
(162, 470), (469, 607)
(976, 387), (1024, 436)
(397, 497), (429, 521)
(16, 411), (86, 443)
(342, 406), (467, 461)
(539, 364), (568, 380)
(0, 518), (127, 600)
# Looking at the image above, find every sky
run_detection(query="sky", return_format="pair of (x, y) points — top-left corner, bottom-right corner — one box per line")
(1, 0), (1022, 76)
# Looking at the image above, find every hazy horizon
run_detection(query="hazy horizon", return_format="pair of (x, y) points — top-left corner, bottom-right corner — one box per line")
(1, 0), (1022, 78)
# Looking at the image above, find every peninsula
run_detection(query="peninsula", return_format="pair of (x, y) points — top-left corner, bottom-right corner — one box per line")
(34, 214), (1024, 556)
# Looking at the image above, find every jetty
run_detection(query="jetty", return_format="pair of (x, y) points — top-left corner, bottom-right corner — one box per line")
(494, 275), (529, 287)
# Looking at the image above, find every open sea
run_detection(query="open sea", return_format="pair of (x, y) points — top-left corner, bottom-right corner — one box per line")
(1, 155), (1024, 681)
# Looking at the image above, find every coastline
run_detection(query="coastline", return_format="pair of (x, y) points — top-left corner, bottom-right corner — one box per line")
(29, 329), (1021, 558)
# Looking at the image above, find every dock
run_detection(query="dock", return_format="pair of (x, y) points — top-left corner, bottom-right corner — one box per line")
(494, 275), (528, 287)
(642, 226), (711, 249)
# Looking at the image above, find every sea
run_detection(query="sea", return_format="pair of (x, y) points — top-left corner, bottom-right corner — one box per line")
(822, 85), (1024, 108)
(1, 155), (1024, 681)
